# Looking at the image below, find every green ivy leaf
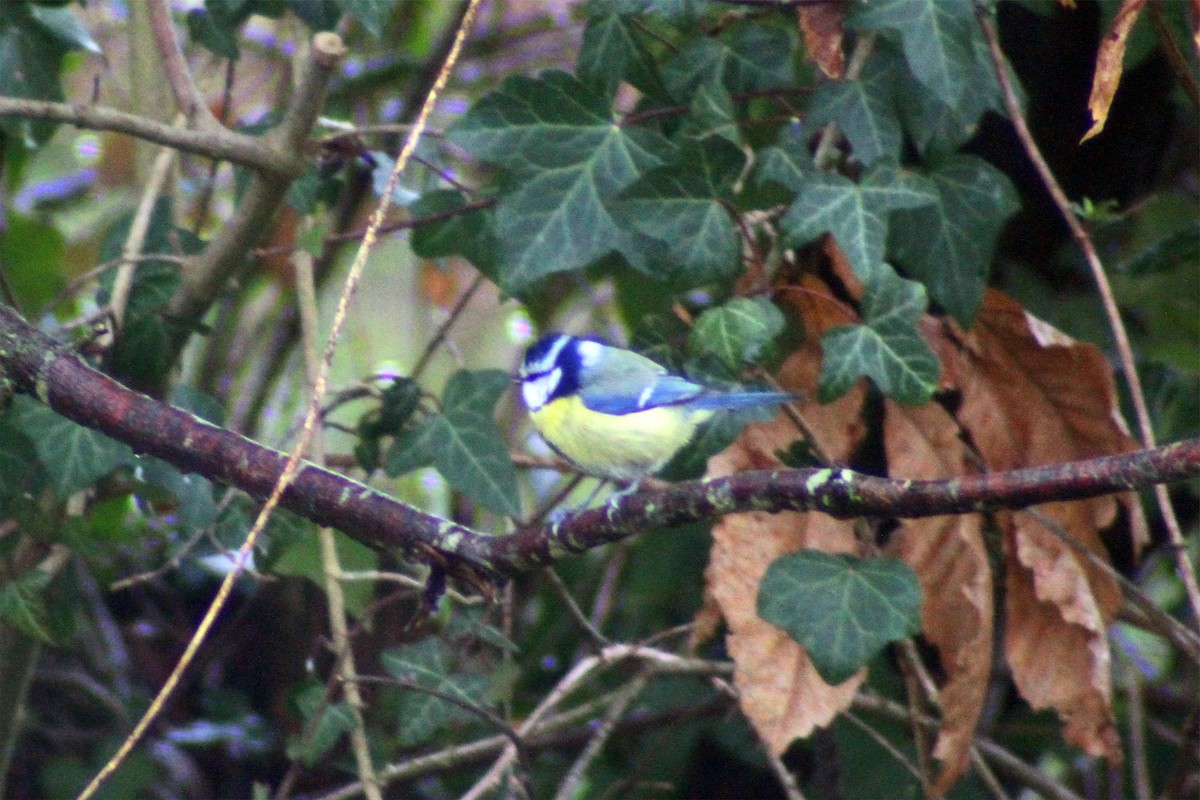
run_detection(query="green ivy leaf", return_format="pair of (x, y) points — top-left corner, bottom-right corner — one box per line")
(888, 155), (1019, 326)
(137, 457), (217, 532)
(758, 551), (922, 685)
(0, 212), (65, 311)
(288, 681), (356, 766)
(578, 12), (665, 99)
(768, 162), (937, 284)
(850, 0), (980, 107)
(806, 41), (905, 166)
(442, 369), (511, 418)
(383, 417), (439, 477)
(448, 71), (676, 291)
(690, 296), (785, 373)
(383, 639), (490, 747)
(10, 397), (134, 500)
(612, 137), (746, 285)
(818, 267), (939, 403)
(408, 189), (499, 279)
(680, 80), (740, 145)
(594, 0), (713, 19)
(0, 5), (73, 144)
(26, 4), (100, 54)
(426, 411), (520, 517)
(187, 5), (240, 59)
(0, 567), (54, 642)
(663, 23), (794, 101)
(897, 35), (1008, 157)
(0, 418), (41, 502)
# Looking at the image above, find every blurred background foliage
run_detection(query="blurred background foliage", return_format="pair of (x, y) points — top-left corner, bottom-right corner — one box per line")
(0, 0), (1195, 798)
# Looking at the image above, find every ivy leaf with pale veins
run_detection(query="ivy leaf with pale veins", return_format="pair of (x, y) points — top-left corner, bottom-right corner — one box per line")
(427, 410), (520, 517)
(889, 155), (1019, 327)
(383, 639), (490, 746)
(819, 266), (939, 403)
(897, 34), (1010, 157)
(10, 397), (135, 500)
(767, 162), (937, 284)
(849, 0), (980, 107)
(662, 23), (794, 101)
(612, 137), (746, 286)
(442, 369), (511, 418)
(680, 80), (740, 145)
(578, 12), (665, 100)
(806, 39), (905, 166)
(758, 551), (923, 685)
(448, 71), (675, 292)
(690, 297), (786, 373)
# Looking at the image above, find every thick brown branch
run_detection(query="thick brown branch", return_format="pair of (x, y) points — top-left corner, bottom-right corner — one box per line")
(1, 304), (1197, 578)
(0, 97), (298, 176)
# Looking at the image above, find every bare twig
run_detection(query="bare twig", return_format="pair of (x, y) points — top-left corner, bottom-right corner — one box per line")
(544, 567), (611, 649)
(296, 251), (383, 800)
(72, 33), (349, 800)
(0, 97), (297, 176)
(976, 3), (1200, 632)
(552, 673), (649, 800)
(163, 33), (346, 348)
(1148, 0), (1200, 110)
(110, 127), (180, 328)
(410, 272), (487, 380)
(147, 0), (217, 126)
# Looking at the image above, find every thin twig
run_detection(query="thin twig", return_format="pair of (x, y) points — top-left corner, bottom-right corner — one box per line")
(544, 567), (611, 649)
(1147, 0), (1200, 110)
(0, 97), (296, 176)
(146, 0), (216, 126)
(73, 32), (351, 800)
(110, 125), (180, 328)
(552, 673), (649, 800)
(296, 251), (383, 800)
(410, 272), (487, 380)
(1118, 650), (1153, 800)
(976, 3), (1200, 633)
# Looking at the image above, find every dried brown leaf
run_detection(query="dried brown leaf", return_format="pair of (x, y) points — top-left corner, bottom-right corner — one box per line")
(797, 1), (847, 79)
(1082, 0), (1148, 142)
(704, 335), (867, 755)
(883, 401), (992, 793)
(927, 289), (1145, 760)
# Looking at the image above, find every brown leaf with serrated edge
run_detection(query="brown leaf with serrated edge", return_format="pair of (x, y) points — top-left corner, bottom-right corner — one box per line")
(883, 401), (992, 794)
(704, 316), (868, 754)
(927, 289), (1146, 761)
(1082, 0), (1147, 142)
(797, 1), (846, 79)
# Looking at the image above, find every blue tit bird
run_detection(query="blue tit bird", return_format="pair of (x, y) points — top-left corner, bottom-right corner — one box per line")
(518, 333), (794, 481)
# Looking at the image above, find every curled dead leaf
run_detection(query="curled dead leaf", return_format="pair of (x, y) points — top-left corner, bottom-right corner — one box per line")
(884, 401), (993, 793)
(797, 0), (847, 79)
(927, 289), (1144, 762)
(1082, 0), (1148, 142)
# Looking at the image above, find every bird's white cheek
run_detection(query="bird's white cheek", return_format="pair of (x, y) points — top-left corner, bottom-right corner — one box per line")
(521, 369), (560, 411)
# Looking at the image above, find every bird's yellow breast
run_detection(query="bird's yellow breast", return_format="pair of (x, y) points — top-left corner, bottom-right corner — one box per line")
(529, 395), (712, 481)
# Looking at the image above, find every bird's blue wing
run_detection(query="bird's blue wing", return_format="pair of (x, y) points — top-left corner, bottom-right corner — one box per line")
(580, 374), (706, 415)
